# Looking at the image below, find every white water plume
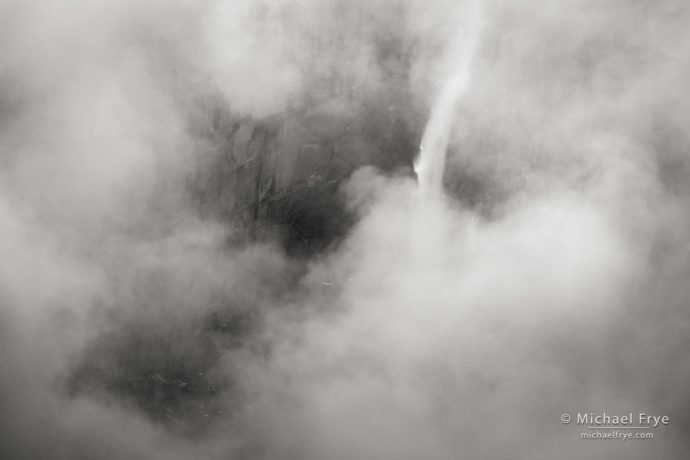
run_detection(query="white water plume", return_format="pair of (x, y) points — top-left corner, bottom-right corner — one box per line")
(414, 0), (483, 200)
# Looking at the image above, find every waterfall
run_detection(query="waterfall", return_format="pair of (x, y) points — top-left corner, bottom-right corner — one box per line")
(414, 0), (483, 200)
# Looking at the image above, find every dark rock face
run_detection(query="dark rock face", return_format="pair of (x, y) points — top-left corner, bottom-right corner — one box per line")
(189, 57), (422, 256)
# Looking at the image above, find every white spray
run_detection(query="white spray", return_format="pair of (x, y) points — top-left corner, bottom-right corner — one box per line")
(414, 0), (483, 201)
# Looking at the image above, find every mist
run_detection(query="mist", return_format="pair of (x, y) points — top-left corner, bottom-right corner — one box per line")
(1, 0), (689, 459)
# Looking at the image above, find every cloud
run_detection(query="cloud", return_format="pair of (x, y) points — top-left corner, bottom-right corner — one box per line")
(0, 0), (689, 459)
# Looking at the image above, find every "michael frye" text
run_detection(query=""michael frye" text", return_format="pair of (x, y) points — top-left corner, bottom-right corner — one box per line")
(577, 413), (669, 427)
